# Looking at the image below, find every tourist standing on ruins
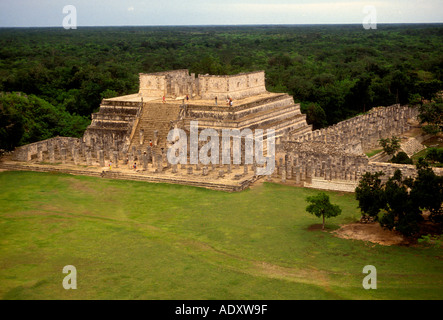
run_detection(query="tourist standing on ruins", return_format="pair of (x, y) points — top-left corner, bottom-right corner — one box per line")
(162, 95), (165, 103)
(215, 96), (217, 105)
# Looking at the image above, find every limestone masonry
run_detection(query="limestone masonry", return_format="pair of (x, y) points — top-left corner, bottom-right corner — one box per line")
(5, 69), (442, 192)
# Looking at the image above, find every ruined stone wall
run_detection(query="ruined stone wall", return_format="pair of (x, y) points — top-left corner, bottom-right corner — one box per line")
(289, 104), (418, 152)
(199, 71), (267, 100)
(275, 140), (369, 186)
(139, 73), (167, 97)
(12, 134), (130, 168)
(304, 162), (443, 192)
(272, 139), (443, 192)
(12, 137), (81, 162)
(139, 69), (196, 98)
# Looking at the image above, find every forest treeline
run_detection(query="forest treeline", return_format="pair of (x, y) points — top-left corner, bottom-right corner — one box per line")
(1, 24), (442, 150)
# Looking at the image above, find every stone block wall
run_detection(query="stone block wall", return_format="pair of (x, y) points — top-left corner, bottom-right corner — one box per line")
(288, 104), (418, 153)
(198, 71), (267, 100)
(139, 70), (196, 98)
(12, 137), (82, 162)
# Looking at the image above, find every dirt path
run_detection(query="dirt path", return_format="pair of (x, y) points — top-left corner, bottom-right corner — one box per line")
(332, 223), (405, 246)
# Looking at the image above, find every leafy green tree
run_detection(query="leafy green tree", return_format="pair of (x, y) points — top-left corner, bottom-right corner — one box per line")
(305, 193), (342, 230)
(380, 170), (422, 236)
(303, 103), (328, 130)
(101, 89), (119, 100)
(415, 79), (442, 101)
(417, 99), (443, 134)
(425, 148), (443, 164)
(355, 171), (386, 220)
(389, 69), (414, 105)
(379, 136), (401, 156)
(356, 161), (443, 236)
(390, 151), (413, 164)
(0, 100), (24, 150)
(345, 76), (373, 113)
(0, 92), (89, 149)
(410, 160), (443, 223)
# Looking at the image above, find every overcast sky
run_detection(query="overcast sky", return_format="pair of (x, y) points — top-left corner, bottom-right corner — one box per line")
(0, 0), (442, 27)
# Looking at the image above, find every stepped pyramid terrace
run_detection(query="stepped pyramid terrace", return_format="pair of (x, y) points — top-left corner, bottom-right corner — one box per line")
(3, 69), (442, 192)
(82, 69), (312, 155)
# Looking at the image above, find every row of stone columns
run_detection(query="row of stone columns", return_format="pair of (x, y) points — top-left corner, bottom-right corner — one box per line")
(294, 105), (416, 150)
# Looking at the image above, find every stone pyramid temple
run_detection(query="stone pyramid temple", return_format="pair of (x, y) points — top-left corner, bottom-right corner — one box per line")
(8, 68), (435, 193)
(83, 69), (312, 154)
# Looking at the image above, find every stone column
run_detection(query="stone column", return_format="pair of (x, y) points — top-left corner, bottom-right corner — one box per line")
(286, 164), (292, 180)
(48, 143), (55, 163)
(113, 151), (119, 168)
(86, 149), (92, 166)
(156, 154), (163, 172)
(61, 148), (67, 164)
(99, 150), (105, 167)
(325, 168), (331, 181)
(73, 147), (80, 165)
(147, 146), (152, 163)
(142, 152), (148, 171)
(128, 153), (134, 169)
(80, 141), (86, 158)
(154, 130), (159, 146)
(281, 168), (286, 183)
(295, 166), (301, 184)
(37, 145), (43, 162)
(139, 129), (144, 145)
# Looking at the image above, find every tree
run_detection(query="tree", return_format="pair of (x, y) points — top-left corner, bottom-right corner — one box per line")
(380, 170), (422, 236)
(304, 103), (328, 130)
(356, 161), (443, 237)
(410, 159), (443, 223)
(378, 136), (401, 156)
(355, 171), (386, 220)
(0, 92), (89, 149)
(0, 100), (24, 151)
(305, 193), (342, 230)
(417, 99), (443, 134)
(425, 148), (443, 164)
(390, 151), (413, 164)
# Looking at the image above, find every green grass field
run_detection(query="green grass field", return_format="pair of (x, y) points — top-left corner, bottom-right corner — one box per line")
(365, 149), (383, 158)
(0, 171), (442, 300)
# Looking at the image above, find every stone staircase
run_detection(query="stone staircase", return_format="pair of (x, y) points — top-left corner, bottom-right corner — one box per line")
(128, 102), (182, 152)
(83, 98), (142, 149)
(400, 137), (426, 157)
(368, 150), (390, 162)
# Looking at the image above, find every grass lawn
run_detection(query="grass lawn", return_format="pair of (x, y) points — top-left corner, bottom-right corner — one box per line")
(0, 171), (442, 300)
(365, 149), (383, 158)
(411, 147), (443, 167)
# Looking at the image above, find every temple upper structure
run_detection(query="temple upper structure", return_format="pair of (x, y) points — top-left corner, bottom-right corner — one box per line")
(137, 69), (267, 100)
